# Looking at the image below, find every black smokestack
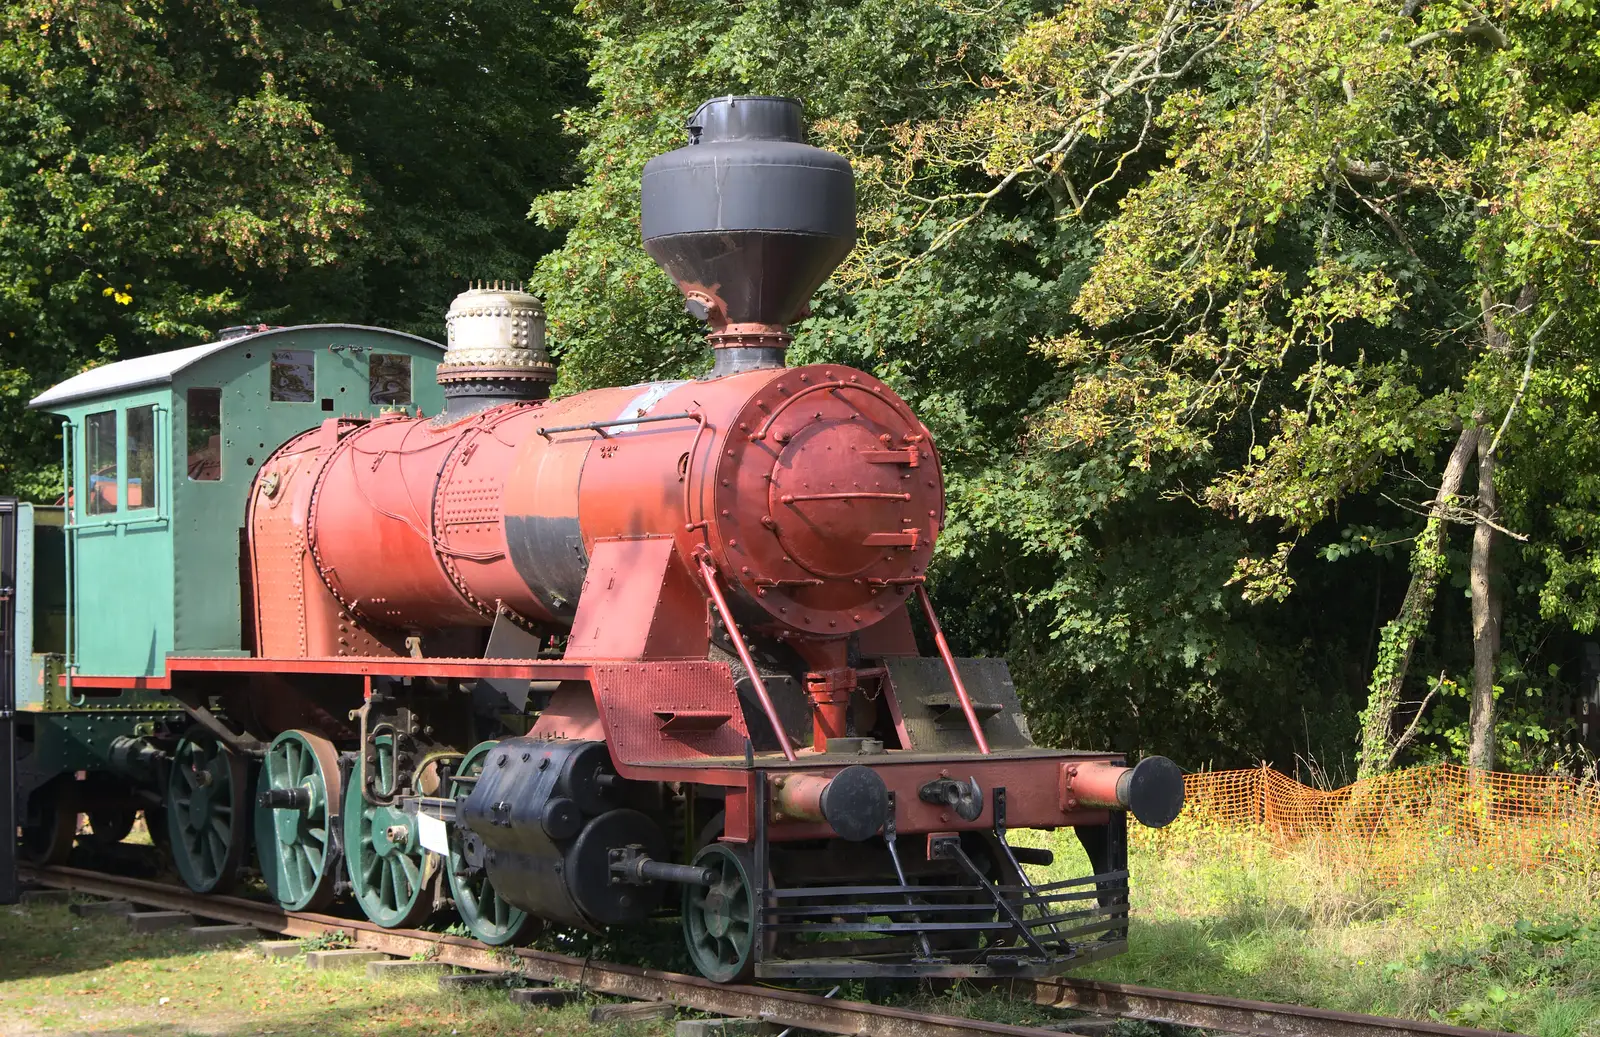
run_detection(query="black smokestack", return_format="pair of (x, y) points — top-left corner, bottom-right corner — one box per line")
(640, 96), (856, 377)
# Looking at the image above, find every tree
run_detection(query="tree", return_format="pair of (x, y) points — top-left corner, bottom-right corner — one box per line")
(0, 0), (585, 496)
(884, 0), (1600, 772)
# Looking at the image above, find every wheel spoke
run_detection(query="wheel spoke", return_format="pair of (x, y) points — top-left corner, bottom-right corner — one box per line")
(206, 828), (226, 876)
(385, 857), (405, 906)
(395, 852), (419, 894)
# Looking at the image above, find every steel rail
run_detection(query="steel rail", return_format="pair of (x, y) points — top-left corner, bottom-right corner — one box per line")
(20, 865), (1520, 1037)
(22, 866), (1047, 1037)
(1030, 977), (1514, 1037)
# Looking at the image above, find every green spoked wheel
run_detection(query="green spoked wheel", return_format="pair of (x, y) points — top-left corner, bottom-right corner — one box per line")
(254, 730), (342, 912)
(446, 741), (535, 946)
(682, 843), (757, 983)
(344, 732), (431, 928)
(166, 730), (250, 893)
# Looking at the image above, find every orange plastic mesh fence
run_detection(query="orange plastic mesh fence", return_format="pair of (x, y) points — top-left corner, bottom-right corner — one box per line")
(1139, 763), (1600, 881)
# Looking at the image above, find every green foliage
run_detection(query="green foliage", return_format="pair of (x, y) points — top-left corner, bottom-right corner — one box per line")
(0, 0), (585, 496)
(906, 0), (1600, 768)
(1410, 675), (1566, 773)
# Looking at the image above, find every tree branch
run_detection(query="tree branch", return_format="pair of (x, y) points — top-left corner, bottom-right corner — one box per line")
(910, 3), (1254, 260)
(1339, 159), (1418, 189)
(1384, 670), (1444, 770)
(1486, 309), (1556, 459)
(1377, 493), (1530, 541)
(1408, 18), (1507, 53)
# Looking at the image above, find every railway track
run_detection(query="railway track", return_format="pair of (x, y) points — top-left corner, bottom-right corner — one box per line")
(16, 865), (1519, 1037)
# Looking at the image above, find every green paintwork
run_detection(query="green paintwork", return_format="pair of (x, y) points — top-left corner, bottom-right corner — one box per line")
(446, 740), (535, 945)
(683, 843), (757, 983)
(34, 326), (445, 678)
(29, 709), (188, 774)
(167, 731), (250, 893)
(254, 730), (340, 912)
(12, 503), (186, 773)
(344, 731), (431, 928)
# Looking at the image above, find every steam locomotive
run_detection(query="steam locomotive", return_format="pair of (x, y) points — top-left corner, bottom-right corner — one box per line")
(1, 96), (1182, 982)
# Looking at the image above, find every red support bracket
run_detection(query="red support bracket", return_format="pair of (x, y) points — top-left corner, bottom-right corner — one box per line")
(914, 584), (991, 755)
(697, 555), (797, 762)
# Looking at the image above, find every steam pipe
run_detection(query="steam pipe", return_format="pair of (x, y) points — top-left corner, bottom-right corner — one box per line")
(915, 584), (990, 755)
(698, 555), (797, 761)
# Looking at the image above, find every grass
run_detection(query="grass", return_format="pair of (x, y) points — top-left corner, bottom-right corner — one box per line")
(0, 897), (1112, 1037)
(0, 899), (676, 1037)
(12, 813), (1594, 1035)
(1013, 817), (1600, 1036)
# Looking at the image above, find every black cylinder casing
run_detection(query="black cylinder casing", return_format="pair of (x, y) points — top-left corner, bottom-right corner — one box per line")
(459, 737), (665, 929)
(640, 96), (856, 328)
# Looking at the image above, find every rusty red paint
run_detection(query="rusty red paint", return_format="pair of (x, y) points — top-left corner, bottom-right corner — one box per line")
(915, 585), (991, 755)
(698, 555), (796, 762)
(1060, 759), (1127, 811)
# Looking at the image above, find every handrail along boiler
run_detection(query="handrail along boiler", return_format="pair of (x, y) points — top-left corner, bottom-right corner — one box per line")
(8, 95), (1182, 980)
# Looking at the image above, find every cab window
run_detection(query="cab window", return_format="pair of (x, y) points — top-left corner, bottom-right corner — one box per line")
(271, 349), (315, 402)
(369, 353), (412, 405)
(126, 404), (157, 510)
(187, 388), (222, 481)
(84, 409), (117, 515)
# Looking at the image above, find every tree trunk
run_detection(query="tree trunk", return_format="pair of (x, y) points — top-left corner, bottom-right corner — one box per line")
(1467, 421), (1501, 771)
(1357, 424), (1478, 778)
(1464, 285), (1533, 771)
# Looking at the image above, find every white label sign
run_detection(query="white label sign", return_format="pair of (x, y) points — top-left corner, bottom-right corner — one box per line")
(417, 811), (450, 857)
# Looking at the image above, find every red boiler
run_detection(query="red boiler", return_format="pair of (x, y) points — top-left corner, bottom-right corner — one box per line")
(248, 350), (943, 660)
